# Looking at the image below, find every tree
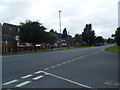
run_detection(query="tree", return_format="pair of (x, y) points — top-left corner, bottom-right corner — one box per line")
(74, 34), (82, 46)
(74, 34), (82, 42)
(62, 28), (68, 39)
(115, 27), (120, 46)
(49, 29), (59, 41)
(47, 33), (57, 44)
(107, 38), (114, 44)
(82, 24), (96, 46)
(49, 29), (54, 33)
(95, 36), (104, 44)
(19, 20), (47, 47)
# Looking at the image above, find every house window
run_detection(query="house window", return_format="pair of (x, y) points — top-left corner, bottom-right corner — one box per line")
(15, 35), (19, 40)
(9, 28), (11, 30)
(18, 28), (20, 32)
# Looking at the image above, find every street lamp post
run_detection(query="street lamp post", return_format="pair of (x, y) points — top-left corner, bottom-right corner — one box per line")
(59, 10), (62, 34)
(59, 10), (62, 48)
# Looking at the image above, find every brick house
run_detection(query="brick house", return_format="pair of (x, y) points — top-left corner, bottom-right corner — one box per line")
(2, 23), (19, 53)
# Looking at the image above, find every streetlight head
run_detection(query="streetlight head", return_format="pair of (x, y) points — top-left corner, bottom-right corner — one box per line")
(59, 10), (61, 12)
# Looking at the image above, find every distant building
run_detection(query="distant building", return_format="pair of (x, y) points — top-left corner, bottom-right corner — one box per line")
(118, 1), (120, 27)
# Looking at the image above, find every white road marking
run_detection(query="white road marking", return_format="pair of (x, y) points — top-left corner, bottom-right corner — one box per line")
(67, 61), (70, 63)
(32, 75), (44, 80)
(113, 83), (118, 86)
(51, 66), (55, 68)
(63, 62), (66, 64)
(21, 74), (33, 79)
(44, 68), (50, 70)
(34, 71), (44, 74)
(16, 81), (31, 87)
(71, 59), (74, 61)
(47, 72), (92, 89)
(3, 79), (18, 86)
(56, 64), (61, 66)
(105, 82), (112, 86)
(75, 58), (77, 60)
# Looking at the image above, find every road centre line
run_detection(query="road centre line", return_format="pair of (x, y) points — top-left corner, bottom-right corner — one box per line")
(71, 59), (74, 61)
(32, 75), (44, 80)
(75, 58), (77, 60)
(63, 62), (66, 64)
(66, 61), (70, 63)
(44, 68), (50, 71)
(3, 79), (18, 86)
(56, 64), (61, 66)
(16, 81), (31, 87)
(34, 71), (44, 74)
(51, 66), (55, 68)
(46, 71), (92, 89)
(21, 74), (33, 79)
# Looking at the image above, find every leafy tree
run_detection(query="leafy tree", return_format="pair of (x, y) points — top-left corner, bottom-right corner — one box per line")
(82, 24), (96, 46)
(49, 29), (59, 40)
(107, 38), (114, 44)
(47, 33), (57, 44)
(19, 20), (47, 47)
(49, 29), (54, 33)
(94, 36), (104, 44)
(74, 34), (82, 42)
(62, 28), (68, 39)
(115, 27), (120, 46)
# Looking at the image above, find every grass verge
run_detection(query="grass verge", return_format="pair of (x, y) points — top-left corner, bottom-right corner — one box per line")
(105, 46), (120, 53)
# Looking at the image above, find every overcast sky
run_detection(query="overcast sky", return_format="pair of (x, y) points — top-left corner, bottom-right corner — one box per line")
(0, 0), (119, 38)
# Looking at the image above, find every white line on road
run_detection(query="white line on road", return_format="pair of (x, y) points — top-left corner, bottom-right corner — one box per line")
(71, 59), (74, 61)
(75, 58), (78, 60)
(51, 66), (56, 68)
(67, 61), (70, 63)
(16, 81), (31, 87)
(3, 79), (18, 86)
(63, 62), (66, 64)
(21, 74), (33, 79)
(44, 68), (50, 70)
(56, 64), (62, 66)
(34, 71), (44, 74)
(47, 72), (92, 89)
(32, 75), (44, 80)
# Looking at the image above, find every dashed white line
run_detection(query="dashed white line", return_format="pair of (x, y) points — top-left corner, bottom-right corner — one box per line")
(51, 66), (56, 68)
(34, 71), (44, 74)
(63, 62), (66, 64)
(16, 81), (31, 87)
(71, 59), (74, 61)
(44, 68), (50, 70)
(56, 64), (61, 66)
(75, 58), (77, 60)
(67, 61), (70, 63)
(32, 75), (44, 80)
(21, 74), (33, 79)
(3, 79), (18, 86)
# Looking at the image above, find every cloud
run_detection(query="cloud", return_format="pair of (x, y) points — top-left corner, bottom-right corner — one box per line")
(0, 0), (119, 38)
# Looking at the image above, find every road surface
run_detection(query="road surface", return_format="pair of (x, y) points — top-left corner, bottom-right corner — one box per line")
(2, 45), (119, 89)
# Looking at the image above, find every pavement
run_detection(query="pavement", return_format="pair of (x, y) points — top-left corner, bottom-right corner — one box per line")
(2, 45), (119, 89)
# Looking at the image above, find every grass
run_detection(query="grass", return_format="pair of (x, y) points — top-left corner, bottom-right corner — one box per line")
(105, 46), (120, 53)
(2, 46), (91, 56)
